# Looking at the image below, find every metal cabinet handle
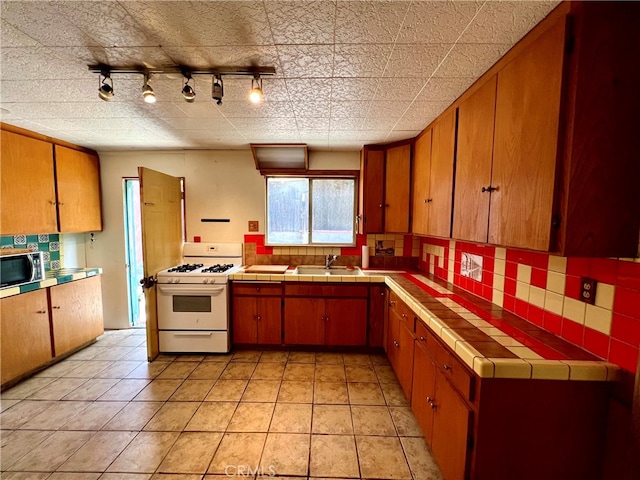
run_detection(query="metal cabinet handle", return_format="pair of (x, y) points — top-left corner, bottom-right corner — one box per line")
(378, 204), (383, 208)
(52, 306), (61, 309)
(481, 186), (497, 193)
(256, 287), (260, 292)
(424, 198), (432, 203)
(443, 364), (451, 371)
(427, 396), (433, 402)
(389, 301), (396, 306)
(58, 202), (64, 206)
(36, 310), (47, 314)
(419, 336), (425, 341)
(429, 401), (437, 409)
(393, 340), (399, 348)
(401, 313), (407, 318)
(256, 315), (261, 321)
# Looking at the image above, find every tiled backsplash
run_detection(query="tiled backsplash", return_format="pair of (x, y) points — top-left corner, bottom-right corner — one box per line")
(243, 233), (420, 269)
(418, 236), (640, 373)
(0, 234), (61, 270)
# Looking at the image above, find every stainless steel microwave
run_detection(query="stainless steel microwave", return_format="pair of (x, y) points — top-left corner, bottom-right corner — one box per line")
(0, 251), (45, 288)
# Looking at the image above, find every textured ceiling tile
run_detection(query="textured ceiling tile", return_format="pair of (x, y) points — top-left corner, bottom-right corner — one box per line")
(49, 46), (177, 71)
(1, 79), (93, 103)
(333, 44), (393, 78)
(277, 45), (334, 78)
(329, 117), (363, 131)
(246, 130), (301, 142)
(434, 43), (512, 78)
(396, 1), (482, 44)
(298, 129), (330, 140)
(328, 139), (366, 148)
(330, 101), (371, 118)
(174, 102), (227, 119)
(213, 78), (289, 102)
(372, 78), (427, 102)
(387, 130), (421, 142)
(414, 77), (474, 103)
(0, 20), (40, 47)
(159, 117), (236, 131)
(394, 101), (447, 130)
(230, 117), (298, 131)
(291, 100), (331, 118)
(121, 0), (272, 46)
(330, 78), (380, 101)
(1, 47), (88, 81)
(285, 79), (332, 103)
(0, 1), (100, 47)
(296, 117), (331, 130)
(335, 0), (410, 44)
(366, 100), (412, 119)
(383, 44), (453, 78)
(219, 101), (294, 118)
(160, 46), (281, 74)
(360, 117), (399, 131)
(329, 130), (389, 142)
(266, 0), (336, 45)
(459, 1), (560, 44)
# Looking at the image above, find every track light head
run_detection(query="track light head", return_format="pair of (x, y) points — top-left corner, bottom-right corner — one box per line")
(212, 75), (224, 106)
(142, 74), (156, 104)
(249, 74), (263, 104)
(181, 74), (196, 102)
(98, 72), (114, 101)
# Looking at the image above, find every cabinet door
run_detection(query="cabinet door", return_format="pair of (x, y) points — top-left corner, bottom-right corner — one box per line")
(50, 276), (104, 357)
(385, 144), (411, 233)
(0, 130), (57, 234)
(359, 148), (385, 233)
(453, 77), (497, 243)
(386, 310), (399, 366)
(325, 298), (367, 346)
(368, 285), (386, 347)
(411, 340), (437, 443)
(1, 290), (52, 385)
(490, 19), (565, 250)
(55, 145), (102, 232)
(429, 110), (456, 238)
(432, 369), (472, 480)
(411, 130), (432, 235)
(256, 297), (282, 345)
(284, 297), (325, 345)
(396, 320), (415, 399)
(232, 296), (258, 344)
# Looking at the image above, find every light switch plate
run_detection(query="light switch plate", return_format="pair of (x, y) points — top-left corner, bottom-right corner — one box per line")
(248, 220), (259, 232)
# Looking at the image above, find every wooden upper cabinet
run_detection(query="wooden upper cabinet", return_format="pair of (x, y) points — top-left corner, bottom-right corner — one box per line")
(453, 76), (497, 243)
(359, 147), (385, 233)
(411, 130), (432, 235)
(55, 145), (102, 232)
(385, 144), (411, 233)
(428, 110), (456, 238)
(0, 130), (57, 234)
(489, 19), (565, 251)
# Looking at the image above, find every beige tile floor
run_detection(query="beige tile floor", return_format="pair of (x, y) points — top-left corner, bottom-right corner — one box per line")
(0, 329), (443, 480)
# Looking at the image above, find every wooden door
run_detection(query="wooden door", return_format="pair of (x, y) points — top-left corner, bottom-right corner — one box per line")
(453, 77), (497, 243)
(257, 297), (282, 345)
(385, 144), (411, 232)
(411, 130), (432, 235)
(396, 320), (415, 399)
(0, 289), (52, 385)
(386, 310), (400, 368)
(325, 298), (367, 346)
(232, 297), (257, 344)
(490, 19), (565, 250)
(50, 276), (104, 357)
(411, 341), (437, 443)
(284, 297), (325, 345)
(359, 148), (385, 233)
(368, 285), (386, 347)
(55, 145), (102, 232)
(429, 110), (456, 238)
(139, 167), (183, 361)
(0, 130), (57, 234)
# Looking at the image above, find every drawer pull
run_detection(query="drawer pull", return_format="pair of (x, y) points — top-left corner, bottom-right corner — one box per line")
(419, 336), (425, 341)
(401, 313), (407, 318)
(256, 315), (261, 321)
(52, 306), (61, 309)
(393, 340), (400, 348)
(443, 364), (451, 371)
(36, 310), (47, 314)
(389, 301), (396, 306)
(429, 401), (437, 409)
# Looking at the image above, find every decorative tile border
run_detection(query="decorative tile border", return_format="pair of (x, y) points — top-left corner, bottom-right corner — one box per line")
(0, 233), (61, 271)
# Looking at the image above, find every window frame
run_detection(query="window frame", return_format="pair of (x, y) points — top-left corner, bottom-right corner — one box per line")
(265, 173), (359, 247)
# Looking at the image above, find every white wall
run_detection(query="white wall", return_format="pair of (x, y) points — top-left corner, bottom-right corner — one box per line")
(86, 148), (359, 329)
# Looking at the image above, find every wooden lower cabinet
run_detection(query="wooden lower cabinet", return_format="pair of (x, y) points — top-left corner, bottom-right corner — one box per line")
(284, 297), (325, 345)
(368, 285), (386, 347)
(50, 276), (104, 357)
(411, 338), (437, 441)
(232, 283), (283, 345)
(387, 308), (415, 399)
(0, 289), (53, 385)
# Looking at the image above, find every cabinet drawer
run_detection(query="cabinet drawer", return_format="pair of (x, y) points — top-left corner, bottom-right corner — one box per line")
(389, 291), (415, 332)
(284, 283), (369, 298)
(233, 283), (282, 296)
(420, 321), (474, 401)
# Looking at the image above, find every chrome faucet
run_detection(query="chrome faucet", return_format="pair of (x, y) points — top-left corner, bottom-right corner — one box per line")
(325, 254), (338, 269)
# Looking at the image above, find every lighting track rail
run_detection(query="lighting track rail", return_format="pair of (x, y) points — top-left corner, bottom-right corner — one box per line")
(88, 64), (276, 104)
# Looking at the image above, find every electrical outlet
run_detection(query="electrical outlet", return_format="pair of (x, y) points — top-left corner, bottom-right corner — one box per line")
(248, 220), (259, 232)
(580, 277), (597, 304)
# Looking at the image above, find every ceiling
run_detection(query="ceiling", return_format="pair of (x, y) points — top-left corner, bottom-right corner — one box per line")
(0, 0), (559, 152)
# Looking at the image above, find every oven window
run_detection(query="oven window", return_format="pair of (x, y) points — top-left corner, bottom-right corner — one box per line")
(172, 295), (211, 312)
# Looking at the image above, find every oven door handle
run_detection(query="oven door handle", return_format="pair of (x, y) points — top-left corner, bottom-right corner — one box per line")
(157, 285), (226, 295)
(172, 332), (213, 337)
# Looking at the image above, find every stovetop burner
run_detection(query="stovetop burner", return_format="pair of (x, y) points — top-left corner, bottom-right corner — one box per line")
(201, 263), (235, 273)
(167, 263), (204, 273)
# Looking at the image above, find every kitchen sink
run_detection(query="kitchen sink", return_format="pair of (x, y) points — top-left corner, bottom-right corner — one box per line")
(293, 266), (363, 276)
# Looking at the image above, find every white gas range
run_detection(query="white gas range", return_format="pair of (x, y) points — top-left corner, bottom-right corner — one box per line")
(156, 242), (243, 353)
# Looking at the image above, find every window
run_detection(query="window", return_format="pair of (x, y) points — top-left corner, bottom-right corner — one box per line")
(266, 177), (356, 245)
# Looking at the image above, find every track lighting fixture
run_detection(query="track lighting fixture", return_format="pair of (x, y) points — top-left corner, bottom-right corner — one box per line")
(142, 74), (156, 104)
(212, 75), (224, 105)
(98, 71), (114, 101)
(88, 64), (275, 106)
(182, 74), (196, 102)
(249, 74), (263, 104)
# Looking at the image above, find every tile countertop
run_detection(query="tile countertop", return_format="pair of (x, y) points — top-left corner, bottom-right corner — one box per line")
(230, 267), (619, 383)
(0, 267), (103, 299)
